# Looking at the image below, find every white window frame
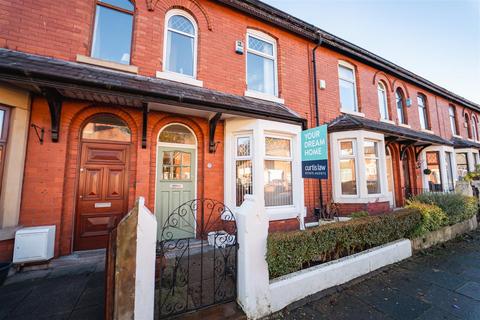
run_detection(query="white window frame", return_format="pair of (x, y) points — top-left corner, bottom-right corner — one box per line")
(417, 94), (429, 130)
(395, 89), (407, 125)
(338, 60), (359, 114)
(364, 139), (382, 195)
(157, 9), (203, 87)
(224, 119), (304, 221)
(338, 139), (358, 197)
(449, 105), (459, 136)
(377, 81), (389, 120)
(234, 134), (254, 207)
(455, 148), (478, 175)
(245, 29), (282, 103)
(264, 134), (294, 208)
(472, 115), (479, 141)
(330, 130), (389, 203)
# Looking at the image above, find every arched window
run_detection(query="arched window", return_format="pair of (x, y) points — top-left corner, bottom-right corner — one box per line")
(465, 113), (472, 139)
(246, 29), (278, 97)
(417, 94), (429, 130)
(91, 0), (134, 65)
(164, 10), (198, 78)
(338, 61), (358, 113)
(395, 88), (407, 125)
(449, 105), (458, 135)
(82, 114), (131, 142)
(159, 124), (196, 145)
(472, 115), (479, 141)
(377, 81), (389, 120)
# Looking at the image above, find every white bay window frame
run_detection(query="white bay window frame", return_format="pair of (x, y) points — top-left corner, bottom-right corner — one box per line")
(454, 148), (479, 176)
(420, 145), (458, 190)
(225, 119), (303, 221)
(330, 130), (388, 203)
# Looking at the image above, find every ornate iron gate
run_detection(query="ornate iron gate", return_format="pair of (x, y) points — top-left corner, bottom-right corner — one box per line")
(155, 199), (238, 319)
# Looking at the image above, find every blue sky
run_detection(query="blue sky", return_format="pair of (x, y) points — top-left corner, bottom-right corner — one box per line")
(263, 0), (480, 104)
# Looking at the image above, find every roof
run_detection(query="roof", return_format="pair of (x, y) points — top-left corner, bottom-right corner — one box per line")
(328, 114), (452, 146)
(451, 137), (480, 149)
(215, 0), (479, 111)
(0, 49), (305, 127)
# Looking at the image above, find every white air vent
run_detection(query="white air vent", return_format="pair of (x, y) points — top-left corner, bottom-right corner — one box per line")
(13, 226), (55, 264)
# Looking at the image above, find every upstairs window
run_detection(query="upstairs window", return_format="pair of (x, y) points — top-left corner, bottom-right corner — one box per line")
(246, 31), (278, 97)
(465, 114), (472, 139)
(164, 11), (197, 77)
(91, 0), (134, 65)
(338, 62), (358, 113)
(377, 81), (389, 120)
(449, 105), (458, 135)
(395, 88), (407, 125)
(417, 94), (429, 130)
(473, 115), (479, 141)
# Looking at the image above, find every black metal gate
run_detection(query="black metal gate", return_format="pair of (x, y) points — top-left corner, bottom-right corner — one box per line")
(155, 199), (238, 319)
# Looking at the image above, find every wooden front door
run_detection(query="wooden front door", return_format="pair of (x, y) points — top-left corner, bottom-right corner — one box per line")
(74, 142), (130, 250)
(156, 146), (196, 241)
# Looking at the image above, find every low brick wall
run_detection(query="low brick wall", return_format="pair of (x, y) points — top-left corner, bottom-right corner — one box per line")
(411, 215), (478, 251)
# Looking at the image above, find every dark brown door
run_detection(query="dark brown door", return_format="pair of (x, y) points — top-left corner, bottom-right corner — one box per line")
(74, 142), (130, 251)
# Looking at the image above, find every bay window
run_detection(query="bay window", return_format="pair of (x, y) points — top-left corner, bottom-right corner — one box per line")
(246, 31), (278, 97)
(91, 0), (134, 65)
(338, 62), (358, 113)
(426, 151), (442, 191)
(331, 131), (388, 203)
(456, 153), (469, 178)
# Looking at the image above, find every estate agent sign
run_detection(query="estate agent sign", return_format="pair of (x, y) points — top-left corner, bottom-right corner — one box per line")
(301, 125), (328, 179)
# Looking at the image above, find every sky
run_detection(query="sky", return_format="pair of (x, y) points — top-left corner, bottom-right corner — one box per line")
(263, 0), (480, 104)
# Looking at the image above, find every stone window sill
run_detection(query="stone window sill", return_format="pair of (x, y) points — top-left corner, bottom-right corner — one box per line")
(76, 55), (138, 74)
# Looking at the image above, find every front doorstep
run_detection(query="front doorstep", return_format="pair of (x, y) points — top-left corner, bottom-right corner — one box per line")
(268, 239), (412, 314)
(411, 215), (478, 251)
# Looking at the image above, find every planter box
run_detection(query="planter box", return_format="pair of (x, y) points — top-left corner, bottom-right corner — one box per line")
(411, 215), (478, 251)
(268, 239), (412, 314)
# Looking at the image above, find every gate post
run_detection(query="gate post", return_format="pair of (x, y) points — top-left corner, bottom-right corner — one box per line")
(236, 195), (271, 319)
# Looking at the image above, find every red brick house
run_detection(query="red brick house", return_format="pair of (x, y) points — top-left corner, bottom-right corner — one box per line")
(0, 0), (478, 260)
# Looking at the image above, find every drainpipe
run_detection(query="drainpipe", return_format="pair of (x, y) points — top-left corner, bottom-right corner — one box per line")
(312, 33), (324, 219)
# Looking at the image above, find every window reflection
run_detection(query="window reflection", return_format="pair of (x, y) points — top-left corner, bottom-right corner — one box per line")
(82, 115), (131, 142)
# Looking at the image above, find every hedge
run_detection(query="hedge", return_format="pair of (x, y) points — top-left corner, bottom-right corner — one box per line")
(267, 209), (421, 279)
(410, 193), (478, 225)
(406, 201), (448, 237)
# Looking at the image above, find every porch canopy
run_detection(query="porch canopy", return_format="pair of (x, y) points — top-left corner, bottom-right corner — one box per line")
(0, 48), (305, 147)
(328, 114), (453, 160)
(451, 137), (480, 149)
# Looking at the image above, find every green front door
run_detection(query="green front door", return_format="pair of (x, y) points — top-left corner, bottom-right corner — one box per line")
(156, 146), (196, 240)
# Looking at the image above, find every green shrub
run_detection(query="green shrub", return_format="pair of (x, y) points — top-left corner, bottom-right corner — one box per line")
(411, 193), (477, 225)
(406, 201), (448, 236)
(349, 211), (369, 219)
(267, 209), (421, 279)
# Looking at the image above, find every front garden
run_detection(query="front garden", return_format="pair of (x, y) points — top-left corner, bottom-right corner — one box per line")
(267, 193), (478, 279)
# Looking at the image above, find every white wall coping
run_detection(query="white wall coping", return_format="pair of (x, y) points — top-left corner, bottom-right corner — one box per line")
(268, 238), (412, 314)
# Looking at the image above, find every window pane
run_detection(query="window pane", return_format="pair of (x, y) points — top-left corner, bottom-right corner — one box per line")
(365, 158), (380, 194)
(181, 166), (191, 180)
(162, 166), (172, 180)
(338, 65), (354, 81)
(265, 137), (290, 157)
(181, 152), (191, 166)
(99, 0), (133, 11)
(426, 152), (442, 191)
(248, 36), (273, 56)
(172, 151), (182, 165)
(339, 79), (356, 112)
(237, 137), (251, 157)
(264, 160), (292, 206)
(378, 85), (388, 120)
(364, 140), (378, 157)
(82, 115), (131, 141)
(247, 52), (275, 96)
(236, 160), (253, 207)
(163, 151), (172, 165)
(340, 159), (356, 195)
(340, 141), (354, 156)
(91, 6), (133, 64)
(168, 15), (194, 35)
(445, 152), (454, 191)
(159, 125), (195, 144)
(449, 107), (457, 135)
(396, 92), (405, 124)
(418, 96), (428, 129)
(456, 153), (468, 178)
(166, 30), (194, 76)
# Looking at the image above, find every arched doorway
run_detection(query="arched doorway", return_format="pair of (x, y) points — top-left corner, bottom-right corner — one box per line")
(74, 114), (131, 251)
(155, 123), (197, 240)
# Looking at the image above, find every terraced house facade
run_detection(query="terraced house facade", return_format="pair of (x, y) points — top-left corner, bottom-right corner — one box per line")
(0, 0), (478, 260)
